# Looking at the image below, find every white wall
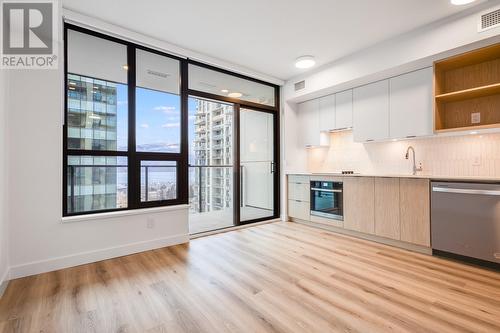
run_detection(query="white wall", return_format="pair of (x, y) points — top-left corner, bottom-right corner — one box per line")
(0, 68), (10, 293)
(5, 24), (191, 280)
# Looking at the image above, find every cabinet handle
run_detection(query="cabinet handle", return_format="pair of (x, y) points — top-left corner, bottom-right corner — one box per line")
(365, 139), (374, 142)
(406, 135), (416, 138)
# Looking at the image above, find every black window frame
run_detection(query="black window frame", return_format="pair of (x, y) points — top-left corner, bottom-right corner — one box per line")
(63, 23), (280, 221)
(63, 24), (187, 216)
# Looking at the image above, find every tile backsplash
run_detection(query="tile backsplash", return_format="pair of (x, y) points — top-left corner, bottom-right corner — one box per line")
(308, 131), (500, 177)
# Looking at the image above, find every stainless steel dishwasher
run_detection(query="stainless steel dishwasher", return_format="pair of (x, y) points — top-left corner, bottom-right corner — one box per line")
(431, 181), (500, 266)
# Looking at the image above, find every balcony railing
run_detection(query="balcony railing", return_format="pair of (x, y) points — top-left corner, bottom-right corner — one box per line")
(68, 164), (235, 215)
(67, 163), (178, 212)
(67, 164), (128, 213)
(189, 165), (232, 213)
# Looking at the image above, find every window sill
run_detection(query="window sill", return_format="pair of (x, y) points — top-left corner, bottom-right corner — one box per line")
(61, 204), (190, 223)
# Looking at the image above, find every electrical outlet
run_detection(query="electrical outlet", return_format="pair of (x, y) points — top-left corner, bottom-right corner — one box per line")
(147, 218), (155, 229)
(471, 112), (481, 124)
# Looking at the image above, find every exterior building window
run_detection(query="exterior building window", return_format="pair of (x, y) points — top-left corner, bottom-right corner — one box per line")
(67, 74), (128, 151)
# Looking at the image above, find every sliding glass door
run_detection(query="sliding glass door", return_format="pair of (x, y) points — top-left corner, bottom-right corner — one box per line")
(187, 98), (278, 233)
(240, 108), (275, 222)
(186, 62), (279, 234)
(188, 97), (235, 234)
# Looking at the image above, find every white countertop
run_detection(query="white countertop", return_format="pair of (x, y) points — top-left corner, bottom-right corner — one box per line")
(286, 172), (500, 183)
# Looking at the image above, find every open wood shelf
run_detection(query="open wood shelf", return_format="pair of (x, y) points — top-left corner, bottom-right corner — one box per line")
(434, 123), (500, 134)
(435, 83), (500, 103)
(434, 43), (500, 132)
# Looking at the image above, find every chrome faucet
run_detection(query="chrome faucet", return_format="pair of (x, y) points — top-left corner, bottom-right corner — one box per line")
(405, 146), (422, 175)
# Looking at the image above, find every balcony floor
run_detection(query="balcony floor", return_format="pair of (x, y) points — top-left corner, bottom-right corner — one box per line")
(189, 206), (273, 234)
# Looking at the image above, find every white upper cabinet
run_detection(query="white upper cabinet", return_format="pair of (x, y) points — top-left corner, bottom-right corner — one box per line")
(296, 68), (432, 146)
(389, 67), (433, 139)
(335, 89), (353, 130)
(353, 80), (390, 142)
(298, 99), (320, 147)
(319, 94), (336, 132)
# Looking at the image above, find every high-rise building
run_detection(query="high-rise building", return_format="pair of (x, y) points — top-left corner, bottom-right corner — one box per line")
(66, 74), (126, 213)
(190, 99), (233, 213)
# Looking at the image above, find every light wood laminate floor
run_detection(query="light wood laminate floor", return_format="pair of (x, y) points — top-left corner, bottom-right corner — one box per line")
(1, 222), (499, 333)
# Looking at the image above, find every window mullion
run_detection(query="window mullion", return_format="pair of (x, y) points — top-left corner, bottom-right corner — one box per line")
(127, 45), (138, 210)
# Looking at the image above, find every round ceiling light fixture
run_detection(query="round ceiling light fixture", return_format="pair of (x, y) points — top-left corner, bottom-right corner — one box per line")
(295, 55), (316, 69)
(228, 92), (242, 98)
(450, 0), (476, 5)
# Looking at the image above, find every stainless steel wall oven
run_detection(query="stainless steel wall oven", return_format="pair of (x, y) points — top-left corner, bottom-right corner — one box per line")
(310, 181), (343, 220)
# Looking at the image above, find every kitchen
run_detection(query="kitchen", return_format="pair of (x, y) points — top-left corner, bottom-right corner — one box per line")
(285, 36), (500, 268)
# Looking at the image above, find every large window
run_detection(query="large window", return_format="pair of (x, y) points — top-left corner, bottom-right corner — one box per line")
(64, 25), (280, 220)
(64, 26), (184, 216)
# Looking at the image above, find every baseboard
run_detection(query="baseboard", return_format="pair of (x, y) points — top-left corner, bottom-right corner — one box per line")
(0, 268), (10, 298)
(9, 234), (189, 279)
(291, 218), (432, 255)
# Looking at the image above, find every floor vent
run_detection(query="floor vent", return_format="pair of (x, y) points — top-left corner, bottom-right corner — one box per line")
(478, 7), (500, 32)
(294, 80), (305, 91)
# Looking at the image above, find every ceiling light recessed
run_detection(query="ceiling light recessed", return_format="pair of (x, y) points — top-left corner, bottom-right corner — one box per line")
(228, 92), (242, 98)
(221, 89), (229, 93)
(450, 0), (476, 5)
(295, 55), (316, 69)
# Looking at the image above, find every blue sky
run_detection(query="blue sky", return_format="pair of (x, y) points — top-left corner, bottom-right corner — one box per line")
(116, 85), (197, 158)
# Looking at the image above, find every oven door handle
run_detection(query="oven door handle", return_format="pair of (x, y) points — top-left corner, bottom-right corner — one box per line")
(311, 188), (342, 193)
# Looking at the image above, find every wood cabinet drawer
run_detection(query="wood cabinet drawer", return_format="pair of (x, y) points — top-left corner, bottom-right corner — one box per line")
(288, 175), (310, 184)
(310, 214), (343, 228)
(288, 182), (310, 202)
(288, 199), (310, 221)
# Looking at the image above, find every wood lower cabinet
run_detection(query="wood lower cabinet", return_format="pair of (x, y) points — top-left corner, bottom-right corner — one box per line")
(400, 178), (431, 246)
(288, 174), (431, 248)
(374, 178), (400, 240)
(344, 177), (375, 234)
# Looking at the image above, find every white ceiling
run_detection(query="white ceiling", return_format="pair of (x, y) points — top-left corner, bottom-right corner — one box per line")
(62, 0), (486, 81)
